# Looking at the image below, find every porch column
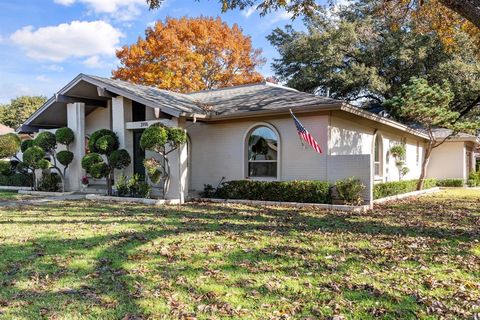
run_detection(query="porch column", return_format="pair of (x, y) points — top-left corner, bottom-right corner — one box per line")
(112, 96), (133, 177)
(165, 118), (188, 203)
(67, 102), (85, 191)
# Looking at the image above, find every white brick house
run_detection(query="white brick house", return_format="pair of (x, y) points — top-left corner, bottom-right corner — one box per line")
(17, 74), (479, 203)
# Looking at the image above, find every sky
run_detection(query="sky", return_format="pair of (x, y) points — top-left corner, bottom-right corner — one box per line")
(0, 0), (311, 104)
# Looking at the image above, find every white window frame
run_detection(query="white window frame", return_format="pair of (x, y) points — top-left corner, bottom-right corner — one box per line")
(243, 122), (281, 181)
(373, 133), (383, 180)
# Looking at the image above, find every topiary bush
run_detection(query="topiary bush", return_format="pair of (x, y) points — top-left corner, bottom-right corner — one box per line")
(55, 127), (74, 145)
(373, 179), (438, 199)
(21, 139), (35, 153)
(140, 125), (187, 198)
(115, 174), (151, 198)
(82, 129), (130, 196)
(335, 177), (365, 205)
(88, 129), (118, 153)
(213, 180), (332, 204)
(109, 149), (131, 169)
(467, 171), (480, 187)
(34, 131), (57, 152)
(56, 150), (74, 167)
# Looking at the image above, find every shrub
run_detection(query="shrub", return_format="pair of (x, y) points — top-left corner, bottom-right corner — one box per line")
(109, 149), (131, 169)
(436, 179), (464, 187)
(115, 174), (151, 198)
(213, 180), (331, 204)
(81, 153), (103, 172)
(0, 173), (32, 187)
(56, 150), (74, 167)
(0, 133), (21, 158)
(21, 139), (35, 153)
(38, 172), (60, 192)
(140, 126), (167, 151)
(115, 175), (129, 197)
(335, 177), (365, 205)
(467, 171), (480, 187)
(88, 129), (118, 153)
(23, 146), (48, 169)
(0, 160), (12, 175)
(34, 131), (56, 152)
(96, 135), (118, 155)
(55, 127), (74, 145)
(89, 163), (109, 179)
(373, 179), (438, 199)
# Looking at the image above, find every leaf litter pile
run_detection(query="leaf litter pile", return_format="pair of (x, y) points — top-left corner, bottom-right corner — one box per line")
(0, 189), (478, 319)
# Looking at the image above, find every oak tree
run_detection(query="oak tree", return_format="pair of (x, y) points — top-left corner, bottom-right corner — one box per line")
(112, 17), (265, 93)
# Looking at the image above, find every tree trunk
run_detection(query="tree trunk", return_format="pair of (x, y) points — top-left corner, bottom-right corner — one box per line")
(439, 0), (480, 30)
(107, 171), (114, 196)
(417, 142), (434, 190)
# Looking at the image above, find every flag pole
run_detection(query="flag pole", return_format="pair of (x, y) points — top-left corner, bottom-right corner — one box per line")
(290, 109), (306, 150)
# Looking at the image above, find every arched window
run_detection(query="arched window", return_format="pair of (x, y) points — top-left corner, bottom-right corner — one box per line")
(247, 125), (278, 178)
(374, 134), (383, 177)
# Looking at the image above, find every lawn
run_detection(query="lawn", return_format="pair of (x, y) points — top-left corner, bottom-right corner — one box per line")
(0, 189), (479, 319)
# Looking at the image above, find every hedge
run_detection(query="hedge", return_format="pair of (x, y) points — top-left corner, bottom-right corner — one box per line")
(211, 180), (332, 204)
(373, 179), (437, 200)
(0, 173), (32, 187)
(436, 179), (464, 187)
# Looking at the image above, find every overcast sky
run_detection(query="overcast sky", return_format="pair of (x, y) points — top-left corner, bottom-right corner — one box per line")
(0, 0), (313, 103)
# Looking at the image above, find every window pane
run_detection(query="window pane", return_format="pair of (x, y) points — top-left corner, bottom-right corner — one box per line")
(248, 127), (278, 161)
(249, 161), (277, 177)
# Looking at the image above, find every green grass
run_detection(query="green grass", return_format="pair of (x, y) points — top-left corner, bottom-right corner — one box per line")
(0, 189), (479, 319)
(0, 191), (23, 200)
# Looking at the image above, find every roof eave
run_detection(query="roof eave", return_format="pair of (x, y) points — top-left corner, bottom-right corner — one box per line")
(204, 103), (343, 121)
(340, 104), (430, 140)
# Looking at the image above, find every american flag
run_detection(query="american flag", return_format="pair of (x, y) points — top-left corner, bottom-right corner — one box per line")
(290, 109), (322, 153)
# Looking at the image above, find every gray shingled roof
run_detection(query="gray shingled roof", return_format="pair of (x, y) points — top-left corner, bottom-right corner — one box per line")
(86, 75), (204, 114)
(187, 82), (343, 116)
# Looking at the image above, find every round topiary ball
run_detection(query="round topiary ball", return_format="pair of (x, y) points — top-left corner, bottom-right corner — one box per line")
(88, 129), (118, 153)
(95, 135), (118, 155)
(55, 127), (75, 146)
(23, 146), (46, 168)
(81, 153), (103, 172)
(35, 131), (56, 152)
(167, 127), (187, 146)
(89, 162), (109, 179)
(57, 150), (74, 166)
(108, 149), (131, 169)
(38, 159), (51, 170)
(21, 139), (35, 153)
(140, 126), (167, 151)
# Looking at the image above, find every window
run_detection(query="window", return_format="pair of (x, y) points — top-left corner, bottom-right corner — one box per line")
(374, 134), (382, 177)
(247, 126), (278, 178)
(416, 142), (420, 166)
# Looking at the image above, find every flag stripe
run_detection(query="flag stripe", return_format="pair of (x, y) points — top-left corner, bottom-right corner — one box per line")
(290, 110), (322, 153)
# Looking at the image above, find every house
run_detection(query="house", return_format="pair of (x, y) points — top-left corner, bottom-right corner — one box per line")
(0, 124), (14, 135)
(18, 74), (480, 203)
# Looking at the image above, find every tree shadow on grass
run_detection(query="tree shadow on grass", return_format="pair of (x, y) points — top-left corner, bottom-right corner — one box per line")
(0, 199), (478, 318)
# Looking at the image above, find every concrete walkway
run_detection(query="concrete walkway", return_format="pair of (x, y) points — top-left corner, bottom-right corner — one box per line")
(0, 194), (85, 207)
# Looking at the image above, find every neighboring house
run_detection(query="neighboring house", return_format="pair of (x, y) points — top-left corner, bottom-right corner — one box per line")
(17, 74), (480, 203)
(0, 124), (14, 135)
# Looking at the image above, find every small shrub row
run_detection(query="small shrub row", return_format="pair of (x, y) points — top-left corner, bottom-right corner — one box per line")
(210, 180), (333, 204)
(436, 179), (464, 187)
(37, 172), (61, 192)
(115, 174), (151, 199)
(373, 179), (438, 200)
(0, 173), (32, 187)
(467, 171), (480, 187)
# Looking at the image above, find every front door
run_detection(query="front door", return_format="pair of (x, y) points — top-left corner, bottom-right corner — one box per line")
(133, 130), (145, 180)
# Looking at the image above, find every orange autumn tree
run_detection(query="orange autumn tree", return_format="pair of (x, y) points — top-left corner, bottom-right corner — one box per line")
(381, 0), (480, 51)
(112, 17), (265, 93)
